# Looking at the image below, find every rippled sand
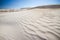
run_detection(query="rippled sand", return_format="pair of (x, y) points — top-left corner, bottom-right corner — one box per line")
(0, 8), (60, 40)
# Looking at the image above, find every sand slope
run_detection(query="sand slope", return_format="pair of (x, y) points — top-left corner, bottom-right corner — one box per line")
(0, 8), (60, 40)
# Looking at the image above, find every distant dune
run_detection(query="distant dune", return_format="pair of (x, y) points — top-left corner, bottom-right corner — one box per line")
(34, 5), (60, 8)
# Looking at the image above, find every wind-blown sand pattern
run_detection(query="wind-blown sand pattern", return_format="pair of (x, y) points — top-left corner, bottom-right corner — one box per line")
(0, 5), (60, 40)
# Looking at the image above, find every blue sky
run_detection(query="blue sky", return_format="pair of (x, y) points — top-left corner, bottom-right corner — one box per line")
(0, 0), (60, 9)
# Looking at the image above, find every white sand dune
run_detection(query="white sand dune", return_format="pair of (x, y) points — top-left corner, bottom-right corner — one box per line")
(0, 8), (60, 40)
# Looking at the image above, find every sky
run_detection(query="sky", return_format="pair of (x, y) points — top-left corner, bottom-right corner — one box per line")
(0, 0), (60, 9)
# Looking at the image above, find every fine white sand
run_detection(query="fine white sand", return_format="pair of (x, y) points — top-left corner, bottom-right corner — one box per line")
(0, 8), (60, 40)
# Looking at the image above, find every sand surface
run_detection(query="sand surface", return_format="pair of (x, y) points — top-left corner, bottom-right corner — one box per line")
(0, 8), (60, 40)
